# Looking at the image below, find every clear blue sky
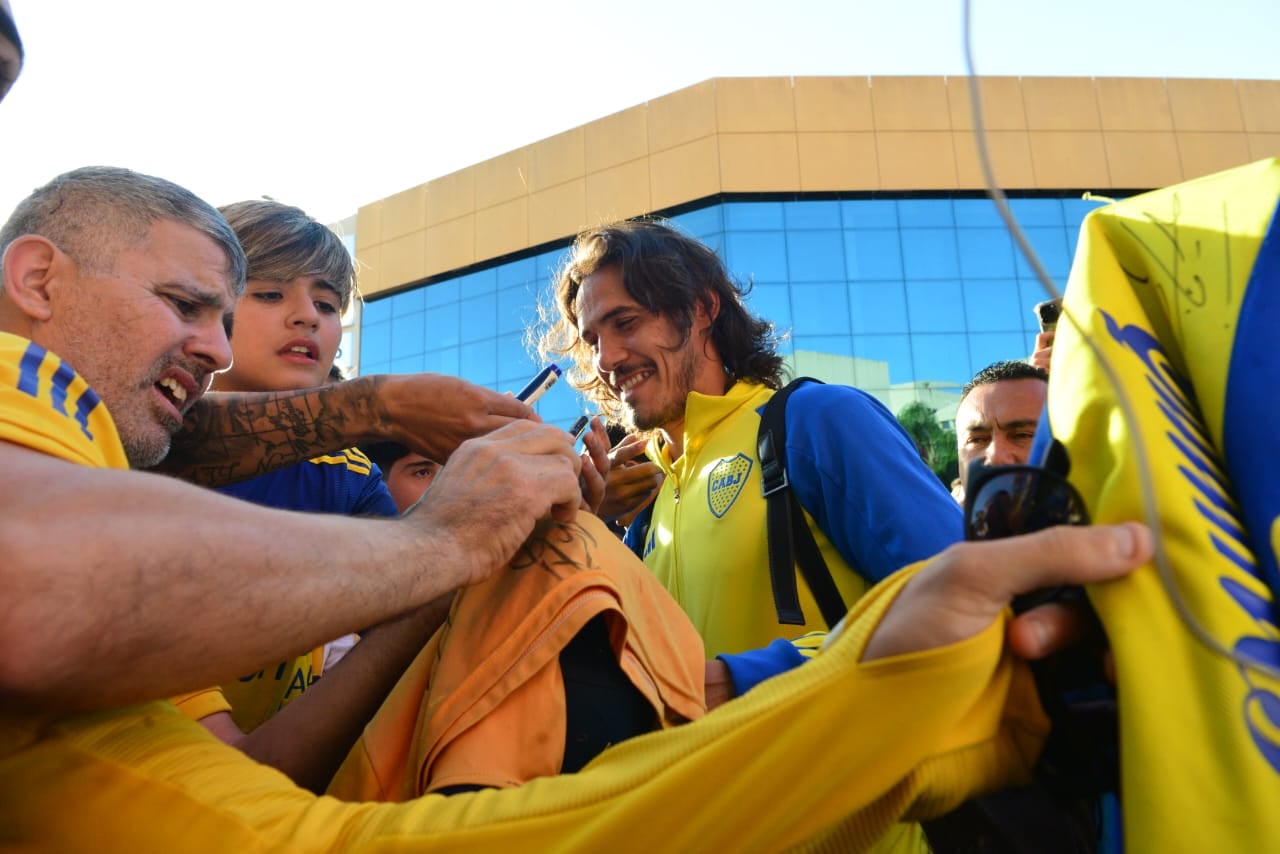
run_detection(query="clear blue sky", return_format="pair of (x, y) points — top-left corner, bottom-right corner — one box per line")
(2, 0), (1276, 225)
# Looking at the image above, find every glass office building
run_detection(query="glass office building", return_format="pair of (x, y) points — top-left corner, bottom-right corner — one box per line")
(357, 193), (1102, 429)
(347, 75), (1275, 429)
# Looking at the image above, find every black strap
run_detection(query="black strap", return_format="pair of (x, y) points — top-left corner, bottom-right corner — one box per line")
(758, 378), (847, 629)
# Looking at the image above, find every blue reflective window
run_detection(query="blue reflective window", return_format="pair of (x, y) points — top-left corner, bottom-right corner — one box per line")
(390, 312), (425, 357)
(535, 248), (570, 281)
(390, 353), (425, 375)
(425, 300), (460, 350)
(423, 349), (459, 376)
(671, 206), (723, 238)
(497, 334), (539, 388)
(905, 279), (965, 333)
(536, 386), (583, 427)
(784, 200), (842, 230)
(425, 278), (460, 308)
(724, 230), (788, 282)
(496, 256), (537, 288)
(460, 339), (497, 386)
(1008, 198), (1064, 227)
(953, 198), (1004, 227)
(962, 279), (1025, 332)
(841, 199), (898, 229)
(746, 282), (792, 329)
(793, 335), (853, 358)
(967, 332), (1032, 377)
(724, 201), (784, 230)
(900, 230), (960, 279)
(852, 335), (914, 384)
(392, 288), (426, 317)
(791, 283), (850, 335)
(362, 360), (390, 376)
(497, 284), (539, 337)
(844, 230), (903, 280)
(363, 297), (393, 325)
(849, 280), (909, 334)
(1063, 198), (1106, 230)
(460, 293), (497, 343)
(1012, 227), (1072, 282)
(457, 267), (497, 296)
(361, 321), (391, 365)
(912, 333), (972, 385)
(1018, 279), (1058, 331)
(957, 229), (1016, 278)
(787, 230), (845, 281)
(897, 199), (954, 227)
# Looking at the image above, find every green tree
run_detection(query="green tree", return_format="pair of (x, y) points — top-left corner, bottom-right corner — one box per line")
(895, 400), (959, 487)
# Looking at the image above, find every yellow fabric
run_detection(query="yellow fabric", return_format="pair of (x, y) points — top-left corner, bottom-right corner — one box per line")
(172, 646), (325, 732)
(171, 687), (232, 722)
(0, 565), (1049, 852)
(1048, 158), (1280, 850)
(328, 514), (707, 800)
(0, 331), (128, 472)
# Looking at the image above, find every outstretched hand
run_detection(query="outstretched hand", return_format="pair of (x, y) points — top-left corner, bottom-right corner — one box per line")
(377, 373), (538, 463)
(862, 523), (1152, 662)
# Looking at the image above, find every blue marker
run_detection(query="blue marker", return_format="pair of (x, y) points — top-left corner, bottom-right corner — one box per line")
(516, 364), (561, 404)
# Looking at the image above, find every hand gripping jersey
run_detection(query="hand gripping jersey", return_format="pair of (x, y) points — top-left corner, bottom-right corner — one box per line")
(1045, 158), (1280, 850)
(328, 514), (707, 800)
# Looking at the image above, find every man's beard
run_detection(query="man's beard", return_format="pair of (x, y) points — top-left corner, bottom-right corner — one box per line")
(121, 428), (174, 470)
(626, 346), (698, 433)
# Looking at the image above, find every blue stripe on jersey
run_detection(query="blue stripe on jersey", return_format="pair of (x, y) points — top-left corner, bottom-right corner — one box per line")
(1223, 196), (1280, 607)
(71, 378), (101, 439)
(17, 343), (42, 397)
(16, 341), (98, 440)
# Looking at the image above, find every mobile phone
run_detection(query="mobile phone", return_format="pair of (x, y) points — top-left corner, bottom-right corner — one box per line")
(1035, 298), (1063, 333)
(516, 364), (561, 405)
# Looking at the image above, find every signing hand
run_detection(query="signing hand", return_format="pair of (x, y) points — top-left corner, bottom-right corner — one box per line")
(599, 433), (663, 524)
(376, 373), (538, 463)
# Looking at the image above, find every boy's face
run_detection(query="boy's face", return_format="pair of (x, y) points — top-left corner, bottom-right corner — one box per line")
(214, 275), (342, 392)
(383, 453), (441, 514)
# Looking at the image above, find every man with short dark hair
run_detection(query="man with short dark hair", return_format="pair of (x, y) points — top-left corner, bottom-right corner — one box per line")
(954, 360), (1050, 502)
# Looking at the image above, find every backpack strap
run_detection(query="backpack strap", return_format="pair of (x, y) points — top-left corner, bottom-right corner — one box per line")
(757, 378), (848, 629)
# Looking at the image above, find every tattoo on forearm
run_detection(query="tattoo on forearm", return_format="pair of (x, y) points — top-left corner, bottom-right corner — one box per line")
(151, 377), (387, 486)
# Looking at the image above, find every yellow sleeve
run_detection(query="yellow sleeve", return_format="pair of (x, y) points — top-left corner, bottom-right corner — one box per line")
(170, 688), (231, 722)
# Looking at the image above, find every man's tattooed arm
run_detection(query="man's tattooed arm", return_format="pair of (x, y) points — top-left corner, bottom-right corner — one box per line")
(151, 373), (536, 487)
(152, 377), (388, 486)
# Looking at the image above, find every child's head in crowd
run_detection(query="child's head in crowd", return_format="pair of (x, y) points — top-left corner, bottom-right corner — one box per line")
(213, 200), (353, 393)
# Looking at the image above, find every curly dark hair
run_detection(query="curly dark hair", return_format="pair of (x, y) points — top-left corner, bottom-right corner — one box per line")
(537, 219), (785, 426)
(961, 359), (1048, 401)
